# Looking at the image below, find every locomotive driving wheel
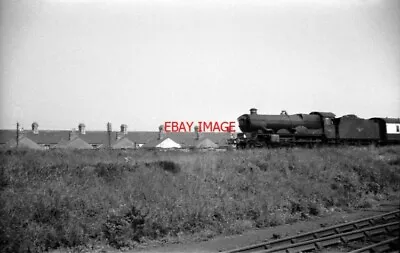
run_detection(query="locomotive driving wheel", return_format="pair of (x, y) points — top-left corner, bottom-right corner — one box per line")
(247, 141), (256, 149)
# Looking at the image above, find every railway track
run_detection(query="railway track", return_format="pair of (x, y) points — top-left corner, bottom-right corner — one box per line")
(220, 210), (400, 253)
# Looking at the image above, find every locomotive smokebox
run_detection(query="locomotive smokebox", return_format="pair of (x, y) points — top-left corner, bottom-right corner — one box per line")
(238, 109), (325, 134)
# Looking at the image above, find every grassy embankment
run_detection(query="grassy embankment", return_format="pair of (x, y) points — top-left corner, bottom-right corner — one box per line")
(0, 146), (399, 252)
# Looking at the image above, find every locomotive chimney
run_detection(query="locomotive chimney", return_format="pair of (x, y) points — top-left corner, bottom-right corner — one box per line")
(250, 108), (258, 115)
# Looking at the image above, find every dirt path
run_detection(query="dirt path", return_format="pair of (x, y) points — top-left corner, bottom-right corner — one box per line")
(124, 200), (399, 253)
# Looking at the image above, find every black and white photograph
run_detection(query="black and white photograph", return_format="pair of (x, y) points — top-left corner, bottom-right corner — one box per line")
(0, 0), (399, 252)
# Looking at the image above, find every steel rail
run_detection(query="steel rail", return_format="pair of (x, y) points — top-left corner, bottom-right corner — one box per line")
(221, 210), (399, 253)
(348, 237), (399, 253)
(255, 221), (399, 253)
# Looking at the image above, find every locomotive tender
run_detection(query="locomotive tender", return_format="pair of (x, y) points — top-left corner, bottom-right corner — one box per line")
(234, 108), (400, 148)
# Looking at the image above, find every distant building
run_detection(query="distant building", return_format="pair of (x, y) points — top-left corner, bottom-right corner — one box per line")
(4, 136), (44, 150)
(142, 137), (182, 149)
(56, 136), (93, 149)
(193, 138), (218, 149)
(98, 136), (136, 150)
(0, 122), (231, 150)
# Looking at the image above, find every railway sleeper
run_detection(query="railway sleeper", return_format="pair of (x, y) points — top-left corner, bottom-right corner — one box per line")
(267, 240), (292, 249)
(371, 244), (391, 253)
(314, 229), (336, 238)
(337, 225), (359, 233)
(369, 235), (390, 243)
(285, 243), (317, 253)
(381, 213), (399, 221)
(341, 232), (365, 242)
(348, 237), (399, 253)
(294, 234), (316, 242)
(317, 237), (343, 248)
(364, 228), (387, 237)
(355, 220), (373, 229)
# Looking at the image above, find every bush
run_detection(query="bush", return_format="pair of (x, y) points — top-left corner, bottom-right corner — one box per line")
(157, 160), (181, 174)
(103, 205), (147, 249)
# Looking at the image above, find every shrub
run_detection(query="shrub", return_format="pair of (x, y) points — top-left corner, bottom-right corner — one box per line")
(157, 160), (181, 174)
(103, 205), (147, 249)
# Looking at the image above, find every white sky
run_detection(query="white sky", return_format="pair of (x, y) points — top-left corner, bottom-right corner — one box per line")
(1, 0), (399, 131)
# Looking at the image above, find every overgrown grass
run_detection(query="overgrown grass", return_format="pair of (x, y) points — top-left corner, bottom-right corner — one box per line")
(0, 146), (399, 252)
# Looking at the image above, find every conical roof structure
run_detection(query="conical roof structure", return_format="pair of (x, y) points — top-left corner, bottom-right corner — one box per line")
(111, 137), (135, 149)
(5, 136), (43, 150)
(54, 138), (69, 149)
(142, 137), (181, 149)
(194, 138), (218, 149)
(62, 137), (93, 149)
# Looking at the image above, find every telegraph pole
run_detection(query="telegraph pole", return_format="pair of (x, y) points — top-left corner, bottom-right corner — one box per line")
(107, 122), (112, 150)
(16, 122), (19, 148)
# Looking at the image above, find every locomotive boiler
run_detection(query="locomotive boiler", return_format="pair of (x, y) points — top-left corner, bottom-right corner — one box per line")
(238, 108), (327, 134)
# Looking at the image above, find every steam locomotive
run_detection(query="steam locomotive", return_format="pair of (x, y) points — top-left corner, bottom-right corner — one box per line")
(232, 108), (400, 148)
